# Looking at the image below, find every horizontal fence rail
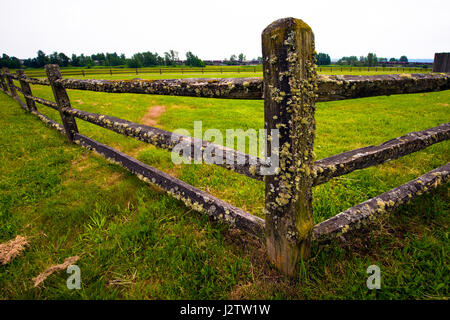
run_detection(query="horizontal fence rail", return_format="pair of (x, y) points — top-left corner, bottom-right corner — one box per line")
(6, 72), (450, 102)
(11, 73), (447, 102)
(1, 17), (449, 278)
(312, 123), (450, 185)
(313, 163), (450, 241)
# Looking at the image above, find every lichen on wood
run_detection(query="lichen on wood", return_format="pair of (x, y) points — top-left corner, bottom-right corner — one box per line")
(313, 163), (450, 242)
(53, 73), (450, 101)
(16, 69), (37, 112)
(46, 64), (79, 142)
(262, 17), (317, 277)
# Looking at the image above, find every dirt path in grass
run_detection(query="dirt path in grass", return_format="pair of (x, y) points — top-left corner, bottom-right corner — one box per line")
(141, 105), (166, 127)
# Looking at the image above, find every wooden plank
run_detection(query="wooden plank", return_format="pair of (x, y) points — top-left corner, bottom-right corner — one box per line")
(262, 17), (316, 277)
(72, 133), (266, 238)
(312, 123), (450, 186)
(313, 163), (450, 242)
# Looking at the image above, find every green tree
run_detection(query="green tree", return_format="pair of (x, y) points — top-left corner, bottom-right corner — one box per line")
(164, 50), (178, 66)
(36, 50), (49, 68)
(0, 54), (22, 69)
(316, 53), (331, 65)
(71, 54), (80, 67)
(367, 52), (378, 67)
(185, 51), (205, 67)
(238, 53), (246, 63)
(399, 55), (408, 62)
(127, 56), (142, 68)
(58, 53), (70, 67)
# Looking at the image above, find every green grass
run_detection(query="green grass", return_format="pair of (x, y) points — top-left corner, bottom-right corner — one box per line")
(0, 76), (448, 299)
(19, 64), (432, 80)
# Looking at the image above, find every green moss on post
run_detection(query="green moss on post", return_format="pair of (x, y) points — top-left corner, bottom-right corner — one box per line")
(262, 18), (317, 277)
(3, 67), (17, 97)
(45, 64), (79, 142)
(0, 68), (9, 92)
(16, 70), (37, 112)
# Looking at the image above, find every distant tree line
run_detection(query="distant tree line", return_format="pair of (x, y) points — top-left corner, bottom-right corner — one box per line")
(0, 54), (22, 69)
(313, 52), (410, 67)
(337, 53), (409, 66)
(0, 49), (209, 69)
(223, 53), (248, 65)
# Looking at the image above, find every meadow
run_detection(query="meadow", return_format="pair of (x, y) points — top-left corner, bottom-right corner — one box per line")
(0, 69), (448, 299)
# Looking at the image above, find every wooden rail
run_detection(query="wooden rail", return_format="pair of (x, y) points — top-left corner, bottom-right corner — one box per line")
(9, 73), (449, 102)
(313, 163), (450, 241)
(46, 73), (450, 101)
(1, 17), (449, 278)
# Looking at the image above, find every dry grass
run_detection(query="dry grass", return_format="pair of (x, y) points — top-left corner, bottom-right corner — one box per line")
(0, 235), (29, 265)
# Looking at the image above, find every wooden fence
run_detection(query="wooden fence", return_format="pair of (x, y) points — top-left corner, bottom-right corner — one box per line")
(20, 66), (432, 79)
(1, 17), (449, 277)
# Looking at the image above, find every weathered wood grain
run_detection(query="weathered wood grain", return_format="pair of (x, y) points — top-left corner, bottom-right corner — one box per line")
(16, 70), (37, 112)
(3, 68), (17, 97)
(46, 65), (79, 142)
(262, 17), (317, 277)
(433, 52), (450, 73)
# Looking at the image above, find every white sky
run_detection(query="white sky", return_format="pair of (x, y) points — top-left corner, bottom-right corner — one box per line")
(1, 0), (449, 60)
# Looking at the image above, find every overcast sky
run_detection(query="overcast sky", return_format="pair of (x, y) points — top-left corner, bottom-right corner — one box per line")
(1, 0), (449, 60)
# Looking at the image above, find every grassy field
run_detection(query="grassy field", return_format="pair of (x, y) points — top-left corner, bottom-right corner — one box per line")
(0, 72), (448, 299)
(19, 64), (432, 80)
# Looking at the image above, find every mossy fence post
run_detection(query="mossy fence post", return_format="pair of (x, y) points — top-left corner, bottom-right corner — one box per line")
(3, 67), (17, 97)
(0, 68), (9, 92)
(262, 17), (317, 277)
(45, 64), (79, 142)
(16, 69), (37, 112)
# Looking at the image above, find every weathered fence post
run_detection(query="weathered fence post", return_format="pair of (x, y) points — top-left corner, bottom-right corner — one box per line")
(0, 68), (9, 92)
(45, 64), (79, 142)
(16, 69), (37, 112)
(3, 67), (17, 97)
(433, 52), (450, 72)
(262, 18), (317, 277)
